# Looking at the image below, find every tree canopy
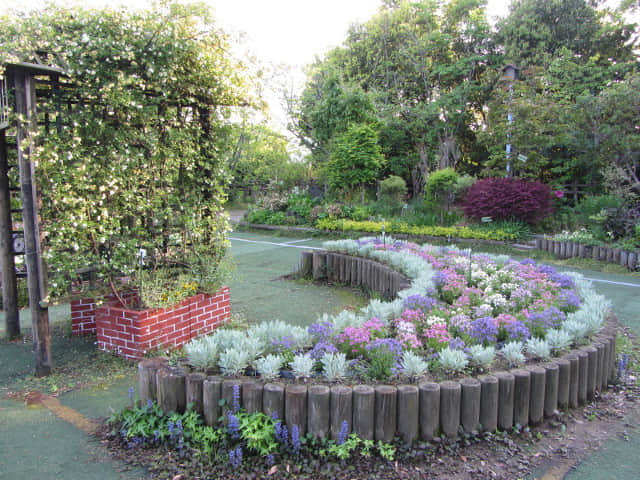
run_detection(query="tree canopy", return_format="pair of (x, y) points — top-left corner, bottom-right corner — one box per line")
(290, 0), (639, 196)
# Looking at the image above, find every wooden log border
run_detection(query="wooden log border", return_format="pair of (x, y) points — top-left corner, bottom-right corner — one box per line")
(138, 251), (620, 444)
(535, 238), (639, 271)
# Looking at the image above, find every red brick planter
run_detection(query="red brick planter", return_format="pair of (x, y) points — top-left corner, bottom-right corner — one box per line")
(71, 287), (230, 361)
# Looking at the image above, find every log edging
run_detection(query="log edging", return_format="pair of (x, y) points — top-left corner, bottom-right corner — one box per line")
(535, 238), (639, 271)
(139, 251), (620, 443)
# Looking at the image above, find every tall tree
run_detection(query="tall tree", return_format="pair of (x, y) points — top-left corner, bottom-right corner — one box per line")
(292, 0), (496, 195)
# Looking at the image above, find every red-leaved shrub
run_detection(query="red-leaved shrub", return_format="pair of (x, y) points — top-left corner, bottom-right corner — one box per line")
(462, 178), (553, 223)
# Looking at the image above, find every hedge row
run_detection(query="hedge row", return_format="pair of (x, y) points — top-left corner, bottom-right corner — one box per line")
(315, 219), (517, 242)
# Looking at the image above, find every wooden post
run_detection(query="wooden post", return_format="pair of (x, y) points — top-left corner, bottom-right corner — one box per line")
(12, 67), (51, 376)
(263, 382), (285, 421)
(157, 367), (186, 414)
(242, 381), (263, 414)
(397, 385), (419, 444)
(556, 359), (570, 410)
(512, 369), (530, 428)
(203, 376), (222, 426)
(186, 373), (205, 414)
(307, 385), (330, 439)
(285, 384), (308, 435)
(0, 129), (20, 339)
(330, 385), (353, 441)
(374, 385), (397, 442)
(543, 363), (559, 417)
(479, 375), (498, 433)
(459, 378), (481, 433)
(528, 366), (545, 425)
(352, 385), (375, 441)
(419, 382), (440, 441)
(299, 251), (313, 277)
(495, 372), (515, 430)
(439, 381), (461, 439)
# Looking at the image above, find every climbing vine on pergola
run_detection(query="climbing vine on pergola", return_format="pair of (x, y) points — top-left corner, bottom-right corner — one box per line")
(1, 2), (257, 298)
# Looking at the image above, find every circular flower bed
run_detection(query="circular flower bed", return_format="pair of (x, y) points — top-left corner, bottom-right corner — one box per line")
(184, 237), (611, 382)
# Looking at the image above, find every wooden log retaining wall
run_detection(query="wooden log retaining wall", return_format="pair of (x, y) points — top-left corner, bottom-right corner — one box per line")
(535, 238), (638, 271)
(138, 250), (620, 444)
(298, 250), (411, 300)
(139, 326), (617, 443)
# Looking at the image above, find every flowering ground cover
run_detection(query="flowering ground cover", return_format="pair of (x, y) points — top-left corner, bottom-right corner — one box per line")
(184, 237), (611, 381)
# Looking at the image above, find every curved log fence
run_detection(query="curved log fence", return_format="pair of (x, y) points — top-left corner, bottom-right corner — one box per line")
(138, 252), (619, 443)
(535, 238), (638, 271)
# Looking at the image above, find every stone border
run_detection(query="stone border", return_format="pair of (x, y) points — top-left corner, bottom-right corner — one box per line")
(535, 238), (639, 271)
(138, 253), (619, 443)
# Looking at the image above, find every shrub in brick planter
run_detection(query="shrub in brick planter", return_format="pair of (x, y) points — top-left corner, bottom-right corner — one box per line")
(72, 287), (230, 361)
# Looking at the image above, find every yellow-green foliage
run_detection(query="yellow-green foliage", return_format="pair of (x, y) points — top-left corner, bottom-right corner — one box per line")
(316, 218), (516, 242)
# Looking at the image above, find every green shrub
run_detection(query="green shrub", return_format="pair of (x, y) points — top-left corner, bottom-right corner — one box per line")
(379, 175), (407, 207)
(425, 168), (459, 202)
(316, 218), (517, 241)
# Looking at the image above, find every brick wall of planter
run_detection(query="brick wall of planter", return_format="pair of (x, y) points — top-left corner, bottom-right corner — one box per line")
(71, 287), (231, 361)
(138, 254), (620, 444)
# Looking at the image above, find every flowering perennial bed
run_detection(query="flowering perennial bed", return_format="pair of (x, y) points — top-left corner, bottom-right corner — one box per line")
(184, 237), (610, 381)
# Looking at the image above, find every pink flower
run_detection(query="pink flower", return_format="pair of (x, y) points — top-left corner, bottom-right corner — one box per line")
(555, 190), (564, 198)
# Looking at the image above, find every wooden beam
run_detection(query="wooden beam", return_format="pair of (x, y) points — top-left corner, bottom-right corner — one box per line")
(13, 68), (52, 376)
(0, 129), (20, 338)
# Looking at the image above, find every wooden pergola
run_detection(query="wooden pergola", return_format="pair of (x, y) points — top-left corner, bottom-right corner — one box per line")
(0, 61), (64, 376)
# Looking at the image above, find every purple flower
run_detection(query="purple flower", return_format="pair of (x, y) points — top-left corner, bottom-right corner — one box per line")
(558, 290), (581, 311)
(274, 421), (288, 446)
(448, 337), (466, 351)
(308, 321), (335, 342)
(503, 320), (530, 342)
(550, 273), (575, 289)
(227, 412), (240, 439)
(402, 294), (438, 313)
(538, 264), (557, 276)
(291, 424), (301, 455)
(146, 399), (153, 412)
(520, 258), (537, 266)
(526, 307), (565, 332)
(229, 447), (243, 468)
(337, 420), (349, 445)
(168, 421), (175, 435)
(232, 384), (241, 412)
(309, 341), (338, 360)
(365, 338), (403, 360)
(433, 270), (447, 289)
(467, 317), (498, 345)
